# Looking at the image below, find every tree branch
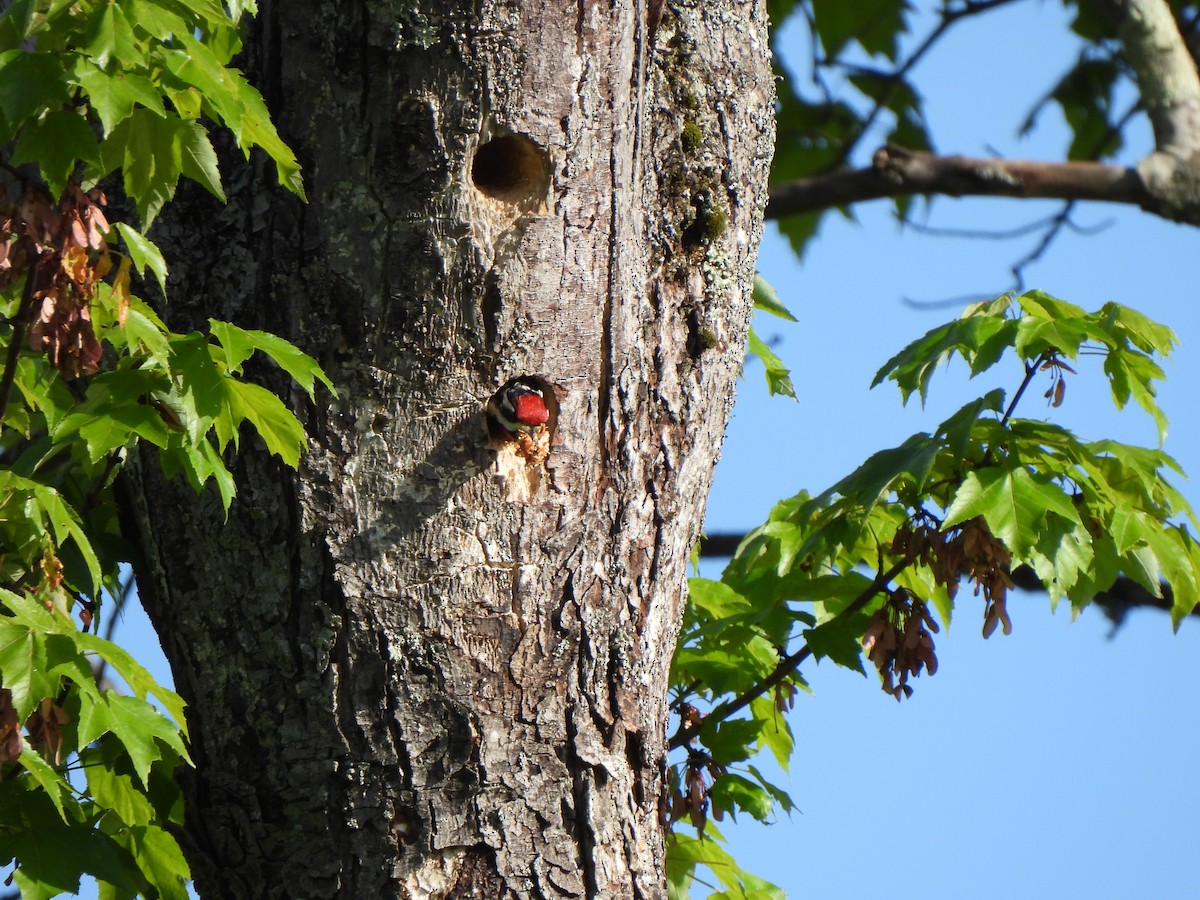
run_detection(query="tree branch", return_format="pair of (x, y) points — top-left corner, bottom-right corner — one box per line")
(1106, 0), (1200, 215)
(826, 0), (1022, 170)
(765, 145), (1155, 220)
(767, 1), (1200, 229)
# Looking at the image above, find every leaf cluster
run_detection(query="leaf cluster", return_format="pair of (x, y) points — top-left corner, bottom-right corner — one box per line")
(1, 590), (189, 900)
(0, 0), (303, 223)
(0, 3), (329, 896)
(668, 290), (1197, 897)
(668, 824), (785, 900)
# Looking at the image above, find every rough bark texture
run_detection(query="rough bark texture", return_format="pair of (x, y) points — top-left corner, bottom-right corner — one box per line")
(123, 1), (773, 897)
(1110, 0), (1200, 220)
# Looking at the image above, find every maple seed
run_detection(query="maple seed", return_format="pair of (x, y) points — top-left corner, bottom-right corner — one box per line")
(863, 590), (940, 701)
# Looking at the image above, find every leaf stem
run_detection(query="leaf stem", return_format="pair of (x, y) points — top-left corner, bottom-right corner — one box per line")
(1000, 351), (1050, 426)
(84, 452), (123, 510)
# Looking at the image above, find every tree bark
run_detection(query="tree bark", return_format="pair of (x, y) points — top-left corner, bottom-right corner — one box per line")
(121, 1), (773, 897)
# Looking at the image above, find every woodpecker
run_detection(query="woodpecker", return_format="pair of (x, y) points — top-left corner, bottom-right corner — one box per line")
(487, 379), (549, 441)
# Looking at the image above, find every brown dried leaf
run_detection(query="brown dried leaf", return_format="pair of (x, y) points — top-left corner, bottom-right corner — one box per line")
(60, 244), (92, 285)
(40, 552), (63, 591)
(0, 689), (22, 763)
(26, 698), (69, 766)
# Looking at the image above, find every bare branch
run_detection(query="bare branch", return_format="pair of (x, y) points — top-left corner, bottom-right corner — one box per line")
(766, 145), (1154, 220)
(1096, 0), (1200, 218)
(768, 1), (1200, 230)
(1009, 201), (1076, 291)
(900, 209), (1111, 242)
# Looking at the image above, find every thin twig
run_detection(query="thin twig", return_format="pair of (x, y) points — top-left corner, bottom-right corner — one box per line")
(1009, 98), (1143, 288)
(1000, 357), (1046, 426)
(901, 291), (998, 310)
(1009, 203), (1074, 291)
(903, 210), (1112, 241)
(828, 0), (1023, 170)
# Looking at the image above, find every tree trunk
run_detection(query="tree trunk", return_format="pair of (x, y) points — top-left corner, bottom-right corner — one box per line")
(123, 1), (773, 896)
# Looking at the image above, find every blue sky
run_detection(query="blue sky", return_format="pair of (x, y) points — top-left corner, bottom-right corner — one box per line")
(696, 2), (1200, 897)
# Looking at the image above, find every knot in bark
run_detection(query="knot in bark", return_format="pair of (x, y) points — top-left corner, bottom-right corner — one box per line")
(1137, 149), (1200, 225)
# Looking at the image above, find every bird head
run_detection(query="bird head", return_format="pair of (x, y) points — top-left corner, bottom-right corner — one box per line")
(490, 381), (549, 437)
